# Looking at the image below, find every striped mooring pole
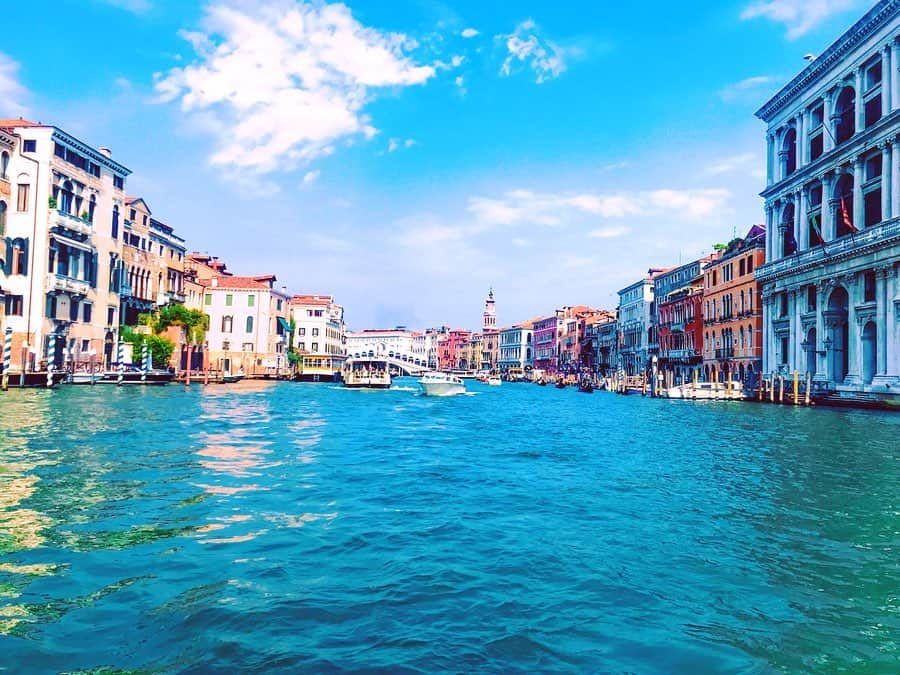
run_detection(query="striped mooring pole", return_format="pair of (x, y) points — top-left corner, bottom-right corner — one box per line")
(2, 327), (11, 391)
(46, 333), (57, 389)
(141, 341), (149, 382)
(117, 339), (125, 386)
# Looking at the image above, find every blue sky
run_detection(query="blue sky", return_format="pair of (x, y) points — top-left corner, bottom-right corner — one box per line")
(0, 0), (878, 330)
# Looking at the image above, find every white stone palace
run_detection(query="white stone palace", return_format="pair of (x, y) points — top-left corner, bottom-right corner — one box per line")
(756, 0), (900, 403)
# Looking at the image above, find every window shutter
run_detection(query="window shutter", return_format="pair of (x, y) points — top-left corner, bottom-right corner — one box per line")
(20, 238), (28, 276)
(3, 238), (11, 275)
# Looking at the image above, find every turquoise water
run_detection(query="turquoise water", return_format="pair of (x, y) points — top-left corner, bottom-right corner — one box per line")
(0, 380), (898, 673)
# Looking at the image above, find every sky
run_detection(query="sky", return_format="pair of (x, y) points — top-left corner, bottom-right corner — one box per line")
(0, 0), (879, 330)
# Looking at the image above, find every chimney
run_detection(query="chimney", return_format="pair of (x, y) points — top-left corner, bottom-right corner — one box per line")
(99, 147), (112, 158)
(211, 278), (218, 288)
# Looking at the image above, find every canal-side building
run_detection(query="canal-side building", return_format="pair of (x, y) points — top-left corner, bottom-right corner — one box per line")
(703, 226), (766, 383)
(0, 129), (14, 350)
(150, 217), (186, 308)
(346, 328), (415, 360)
(437, 328), (470, 371)
(480, 289), (499, 371)
(619, 269), (668, 375)
(120, 197), (157, 325)
(655, 256), (717, 384)
(594, 313), (620, 377)
(532, 314), (559, 374)
(0, 118), (132, 372)
(291, 294), (345, 357)
(498, 320), (535, 373)
(200, 272), (291, 377)
(755, 0), (900, 401)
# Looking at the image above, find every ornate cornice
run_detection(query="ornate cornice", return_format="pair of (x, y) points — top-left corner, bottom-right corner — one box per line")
(757, 1), (900, 122)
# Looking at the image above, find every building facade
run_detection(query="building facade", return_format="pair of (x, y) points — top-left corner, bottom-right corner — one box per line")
(618, 271), (666, 375)
(291, 294), (345, 357)
(703, 226), (766, 382)
(532, 315), (559, 373)
(346, 329), (415, 360)
(497, 321), (534, 373)
(1, 119), (132, 372)
(755, 0), (900, 400)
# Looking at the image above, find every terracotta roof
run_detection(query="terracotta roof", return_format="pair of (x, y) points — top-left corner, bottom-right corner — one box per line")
(291, 294), (333, 306)
(198, 275), (272, 290)
(0, 118), (46, 130)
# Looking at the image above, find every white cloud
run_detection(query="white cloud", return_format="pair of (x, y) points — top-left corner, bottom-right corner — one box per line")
(719, 75), (777, 102)
(387, 137), (416, 152)
(589, 226), (630, 239)
(703, 152), (759, 176)
(302, 169), (320, 184)
(497, 20), (567, 84)
(740, 0), (865, 40)
(451, 54), (464, 67)
(97, 0), (152, 13)
(461, 28), (479, 39)
(155, 1), (436, 181)
(468, 189), (642, 227)
(0, 53), (29, 117)
(649, 189), (731, 219)
(455, 76), (467, 95)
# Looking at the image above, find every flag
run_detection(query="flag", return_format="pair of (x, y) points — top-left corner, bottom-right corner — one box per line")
(808, 213), (824, 246)
(785, 225), (798, 254)
(840, 196), (858, 233)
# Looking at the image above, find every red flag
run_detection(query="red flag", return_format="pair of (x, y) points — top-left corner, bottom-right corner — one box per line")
(840, 196), (858, 233)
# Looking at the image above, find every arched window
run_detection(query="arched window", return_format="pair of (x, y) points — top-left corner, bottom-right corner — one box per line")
(834, 173), (855, 237)
(10, 237), (28, 275)
(88, 194), (96, 224)
(222, 316), (233, 333)
(0, 200), (6, 236)
(60, 180), (74, 215)
(0, 151), (8, 179)
(782, 202), (797, 255)
(112, 205), (119, 239)
(834, 86), (856, 145)
(246, 316), (254, 333)
(782, 127), (797, 176)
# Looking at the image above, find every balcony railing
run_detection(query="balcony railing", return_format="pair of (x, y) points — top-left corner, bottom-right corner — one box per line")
(52, 210), (92, 236)
(662, 348), (701, 361)
(46, 273), (90, 296)
(757, 217), (900, 281)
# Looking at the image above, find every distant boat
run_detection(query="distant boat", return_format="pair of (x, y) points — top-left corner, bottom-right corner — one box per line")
(666, 380), (746, 400)
(97, 364), (175, 385)
(419, 371), (466, 397)
(487, 375), (502, 386)
(578, 380), (594, 393)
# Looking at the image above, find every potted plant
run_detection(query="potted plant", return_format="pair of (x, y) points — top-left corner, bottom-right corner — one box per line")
(48, 196), (57, 210)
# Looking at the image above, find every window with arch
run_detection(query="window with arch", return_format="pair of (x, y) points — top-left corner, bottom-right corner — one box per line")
(60, 180), (74, 214)
(10, 237), (28, 275)
(782, 127), (797, 176)
(16, 182), (29, 212)
(834, 173), (856, 237)
(809, 101), (825, 160)
(0, 150), (8, 179)
(807, 183), (824, 245)
(834, 86), (856, 145)
(0, 200), (6, 236)
(112, 205), (119, 239)
(222, 315), (233, 333)
(88, 194), (97, 224)
(245, 316), (254, 333)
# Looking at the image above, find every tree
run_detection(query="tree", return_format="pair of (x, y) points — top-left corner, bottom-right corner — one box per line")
(120, 327), (175, 369)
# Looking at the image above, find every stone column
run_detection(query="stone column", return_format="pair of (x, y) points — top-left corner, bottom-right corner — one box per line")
(882, 141), (892, 221)
(797, 187), (809, 250)
(827, 197), (840, 241)
(845, 273), (860, 386)
(875, 268), (888, 376)
(761, 293), (771, 374)
(892, 40), (900, 113)
(883, 45), (893, 115)
(766, 134), (775, 186)
(824, 89), (835, 152)
(855, 67), (865, 132)
(853, 157), (864, 231)
(815, 282), (827, 381)
(893, 134), (900, 218)
(765, 204), (774, 262)
(886, 267), (897, 378)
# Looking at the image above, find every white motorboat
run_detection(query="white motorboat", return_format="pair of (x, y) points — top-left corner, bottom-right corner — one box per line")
(665, 380), (746, 400)
(487, 376), (502, 386)
(419, 372), (466, 397)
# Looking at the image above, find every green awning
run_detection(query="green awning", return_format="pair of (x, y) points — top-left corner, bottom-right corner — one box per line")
(277, 317), (291, 333)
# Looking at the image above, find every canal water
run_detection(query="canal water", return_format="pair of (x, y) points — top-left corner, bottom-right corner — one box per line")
(0, 381), (897, 673)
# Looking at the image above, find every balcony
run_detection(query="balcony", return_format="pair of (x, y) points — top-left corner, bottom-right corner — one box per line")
(757, 216), (900, 282)
(157, 290), (186, 305)
(715, 347), (735, 359)
(46, 273), (90, 297)
(52, 210), (92, 237)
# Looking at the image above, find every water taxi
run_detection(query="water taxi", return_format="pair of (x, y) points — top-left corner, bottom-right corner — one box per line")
(487, 375), (502, 386)
(343, 359), (392, 389)
(419, 371), (466, 397)
(297, 354), (346, 383)
(665, 380), (746, 400)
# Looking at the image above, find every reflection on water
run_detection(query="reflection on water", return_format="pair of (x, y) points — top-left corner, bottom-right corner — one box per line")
(0, 384), (897, 672)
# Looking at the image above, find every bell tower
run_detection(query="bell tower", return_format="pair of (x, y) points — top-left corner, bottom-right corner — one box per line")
(482, 288), (496, 332)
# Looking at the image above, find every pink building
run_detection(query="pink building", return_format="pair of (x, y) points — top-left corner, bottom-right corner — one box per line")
(437, 329), (471, 371)
(532, 315), (559, 373)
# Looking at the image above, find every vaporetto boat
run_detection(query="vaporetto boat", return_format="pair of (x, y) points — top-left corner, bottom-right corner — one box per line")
(419, 372), (466, 397)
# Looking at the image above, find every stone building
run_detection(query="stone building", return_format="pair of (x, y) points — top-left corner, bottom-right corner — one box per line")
(0, 119), (131, 371)
(290, 294), (345, 357)
(755, 0), (900, 401)
(618, 269), (668, 375)
(703, 226), (766, 383)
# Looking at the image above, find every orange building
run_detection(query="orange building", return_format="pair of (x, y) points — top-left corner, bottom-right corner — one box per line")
(702, 225), (766, 383)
